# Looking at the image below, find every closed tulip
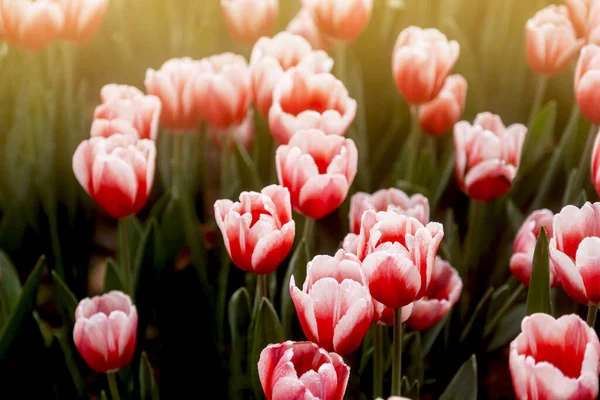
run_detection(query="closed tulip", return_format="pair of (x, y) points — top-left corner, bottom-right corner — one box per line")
(250, 32), (333, 117)
(0, 0), (64, 50)
(592, 130), (600, 197)
(258, 341), (349, 400)
(510, 313), (600, 400)
(549, 202), (600, 305)
(59, 0), (108, 42)
(349, 188), (430, 235)
(286, 8), (332, 51)
(276, 129), (357, 219)
(575, 44), (600, 124)
(72, 134), (156, 219)
(214, 185), (295, 275)
(566, 0), (600, 39)
(73, 291), (138, 373)
(302, 0), (372, 42)
(221, 0), (278, 44)
(454, 112), (527, 202)
(392, 26), (460, 105)
(269, 68), (357, 144)
(207, 109), (254, 151)
(290, 250), (373, 355)
(90, 119), (140, 139)
(418, 74), (467, 136)
(510, 209), (559, 287)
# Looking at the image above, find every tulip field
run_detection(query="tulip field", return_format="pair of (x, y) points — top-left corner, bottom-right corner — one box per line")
(2, 0), (600, 399)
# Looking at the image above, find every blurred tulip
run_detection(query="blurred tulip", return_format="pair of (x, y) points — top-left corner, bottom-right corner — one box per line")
(276, 129), (357, 219)
(510, 209), (559, 287)
(221, 0), (278, 44)
(342, 232), (359, 256)
(93, 84), (162, 140)
(392, 26), (460, 105)
(73, 291), (138, 373)
(250, 31), (333, 117)
(454, 112), (527, 202)
(144, 57), (203, 132)
(258, 341), (349, 400)
(302, 0), (372, 42)
(286, 8), (332, 51)
(90, 119), (139, 139)
(349, 188), (429, 235)
(510, 313), (600, 400)
(575, 44), (600, 124)
(269, 68), (357, 144)
(566, 0), (600, 39)
(419, 74), (467, 136)
(359, 210), (444, 308)
(290, 250), (373, 355)
(196, 53), (252, 129)
(526, 5), (584, 76)
(406, 257), (462, 330)
(214, 185), (295, 275)
(72, 134), (156, 219)
(592, 130), (600, 197)
(59, 0), (108, 42)
(549, 202), (600, 305)
(207, 109), (254, 151)
(0, 0), (64, 50)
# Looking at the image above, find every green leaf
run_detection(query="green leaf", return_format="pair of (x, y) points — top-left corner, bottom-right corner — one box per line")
(101, 390), (108, 400)
(439, 355), (477, 400)
(280, 239), (308, 338)
(505, 200), (525, 235)
(52, 331), (85, 397)
(431, 149), (455, 212)
(118, 215), (143, 272)
(104, 258), (124, 293)
(487, 303), (527, 352)
(229, 287), (252, 397)
(459, 287), (495, 343)
(519, 101), (557, 176)
(405, 331), (424, 384)
(250, 298), (284, 400)
(526, 227), (551, 316)
(51, 270), (78, 326)
(0, 255), (45, 358)
(234, 138), (263, 191)
(140, 351), (159, 400)
(423, 313), (450, 355)
(133, 219), (158, 295)
(0, 251), (23, 328)
(401, 376), (421, 399)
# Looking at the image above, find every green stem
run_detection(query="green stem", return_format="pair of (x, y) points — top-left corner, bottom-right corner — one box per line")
(259, 274), (268, 302)
(484, 284), (525, 337)
(565, 124), (597, 204)
(172, 134), (183, 199)
(118, 219), (132, 296)
(107, 372), (120, 400)
(587, 306), (597, 328)
(373, 324), (384, 399)
(302, 217), (315, 261)
(406, 106), (421, 182)
(391, 308), (403, 396)
(220, 143), (232, 198)
(335, 43), (347, 84)
(528, 75), (548, 126)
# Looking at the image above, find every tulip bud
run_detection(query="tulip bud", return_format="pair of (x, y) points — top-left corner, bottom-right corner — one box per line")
(221, 0), (278, 44)
(575, 44), (600, 124)
(286, 8), (332, 51)
(0, 0), (64, 50)
(419, 74), (467, 136)
(60, 0), (108, 43)
(302, 0), (373, 42)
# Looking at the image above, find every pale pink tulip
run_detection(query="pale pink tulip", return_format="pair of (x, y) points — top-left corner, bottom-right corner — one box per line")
(221, 0), (278, 44)
(207, 109), (254, 151)
(592, 130), (600, 198)
(286, 8), (332, 51)
(419, 74), (467, 136)
(302, 0), (372, 42)
(90, 119), (140, 139)
(59, 0), (108, 42)
(0, 0), (64, 50)
(575, 44), (600, 124)
(566, 0), (600, 39)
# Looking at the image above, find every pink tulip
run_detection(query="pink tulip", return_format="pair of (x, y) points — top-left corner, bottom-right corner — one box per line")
(286, 8), (332, 51)
(359, 210), (444, 308)
(419, 74), (468, 136)
(526, 5), (584, 76)
(221, 0), (278, 44)
(406, 257), (462, 331)
(373, 302), (413, 327)
(0, 0), (64, 50)
(144, 57), (203, 132)
(196, 53), (252, 129)
(73, 291), (138, 373)
(250, 32), (333, 117)
(592, 130), (600, 197)
(207, 109), (254, 151)
(59, 0), (108, 42)
(290, 250), (373, 355)
(566, 0), (600, 39)
(392, 26), (460, 105)
(93, 84), (162, 140)
(302, 0), (373, 42)
(72, 134), (156, 219)
(454, 112), (527, 202)
(349, 188), (430, 235)
(269, 68), (357, 144)
(510, 313), (600, 400)
(510, 209), (560, 288)
(549, 202), (600, 305)
(214, 185), (295, 275)
(90, 119), (140, 140)
(258, 341), (349, 400)
(575, 44), (600, 124)
(276, 129), (357, 219)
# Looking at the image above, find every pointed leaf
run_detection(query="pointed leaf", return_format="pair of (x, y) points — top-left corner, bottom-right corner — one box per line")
(439, 354), (477, 400)
(52, 331), (85, 397)
(0, 251), (23, 328)
(280, 239), (308, 338)
(104, 258), (124, 293)
(519, 100), (557, 176)
(229, 287), (252, 396)
(526, 227), (551, 315)
(140, 351), (159, 400)
(51, 270), (78, 326)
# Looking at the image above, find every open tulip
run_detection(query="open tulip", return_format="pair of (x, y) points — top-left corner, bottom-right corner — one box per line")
(73, 291), (138, 373)
(221, 0), (278, 44)
(575, 44), (600, 124)
(510, 209), (559, 287)
(302, 0), (372, 42)
(59, 0), (108, 42)
(93, 84), (162, 140)
(72, 134), (156, 219)
(269, 68), (357, 144)
(392, 26), (460, 105)
(406, 257), (462, 330)
(419, 74), (467, 136)
(286, 8), (332, 51)
(0, 0), (64, 50)
(145, 57), (203, 132)
(214, 185), (295, 275)
(549, 202), (600, 305)
(276, 129), (357, 219)
(454, 112), (527, 202)
(196, 53), (252, 129)
(250, 32), (333, 117)
(290, 250), (373, 355)
(258, 341), (349, 400)
(510, 313), (600, 400)
(349, 188), (430, 235)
